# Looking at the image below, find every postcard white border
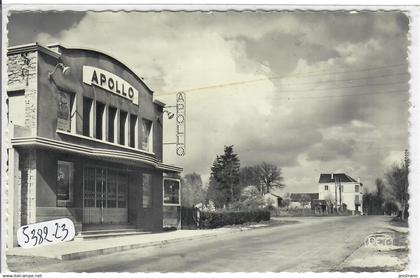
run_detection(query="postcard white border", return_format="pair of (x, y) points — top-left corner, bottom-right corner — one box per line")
(1, 2), (419, 277)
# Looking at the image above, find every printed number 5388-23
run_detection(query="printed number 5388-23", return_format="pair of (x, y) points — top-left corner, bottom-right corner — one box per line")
(17, 218), (75, 248)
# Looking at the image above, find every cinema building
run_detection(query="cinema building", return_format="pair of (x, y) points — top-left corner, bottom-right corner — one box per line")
(6, 43), (182, 247)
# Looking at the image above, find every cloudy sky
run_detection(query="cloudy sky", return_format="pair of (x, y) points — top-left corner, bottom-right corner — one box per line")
(8, 10), (410, 193)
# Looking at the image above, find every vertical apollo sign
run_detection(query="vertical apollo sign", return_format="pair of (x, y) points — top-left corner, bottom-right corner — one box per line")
(176, 92), (186, 156)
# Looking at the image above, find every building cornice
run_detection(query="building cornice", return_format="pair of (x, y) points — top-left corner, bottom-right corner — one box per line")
(153, 99), (166, 107)
(8, 43), (61, 59)
(11, 136), (182, 173)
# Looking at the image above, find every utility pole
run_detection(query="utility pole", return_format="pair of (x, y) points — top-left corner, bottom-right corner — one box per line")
(334, 175), (338, 212)
(338, 177), (342, 211)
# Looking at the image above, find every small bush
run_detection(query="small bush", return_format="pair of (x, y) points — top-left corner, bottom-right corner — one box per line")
(270, 207), (353, 217)
(200, 209), (270, 229)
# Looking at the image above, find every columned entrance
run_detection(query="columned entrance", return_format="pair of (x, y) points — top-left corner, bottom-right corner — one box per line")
(83, 166), (128, 224)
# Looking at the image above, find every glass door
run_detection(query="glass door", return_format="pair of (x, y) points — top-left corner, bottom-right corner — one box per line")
(83, 166), (128, 224)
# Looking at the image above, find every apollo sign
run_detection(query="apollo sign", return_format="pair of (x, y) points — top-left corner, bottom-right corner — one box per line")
(176, 92), (186, 156)
(83, 66), (139, 105)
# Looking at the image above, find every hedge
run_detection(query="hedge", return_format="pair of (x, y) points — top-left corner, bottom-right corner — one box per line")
(200, 209), (270, 229)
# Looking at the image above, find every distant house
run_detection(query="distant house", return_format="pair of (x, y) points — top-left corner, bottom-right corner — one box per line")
(288, 193), (319, 208)
(263, 192), (283, 208)
(318, 173), (363, 213)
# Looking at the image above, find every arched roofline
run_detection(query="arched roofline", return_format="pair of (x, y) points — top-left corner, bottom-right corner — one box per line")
(48, 43), (155, 95)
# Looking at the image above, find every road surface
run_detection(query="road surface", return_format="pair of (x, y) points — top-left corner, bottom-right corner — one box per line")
(7, 215), (391, 272)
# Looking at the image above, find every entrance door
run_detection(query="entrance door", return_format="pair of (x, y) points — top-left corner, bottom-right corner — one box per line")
(83, 166), (128, 224)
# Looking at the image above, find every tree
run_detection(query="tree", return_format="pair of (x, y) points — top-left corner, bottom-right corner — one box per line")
(239, 166), (261, 189)
(299, 194), (312, 211)
(375, 178), (385, 202)
(258, 162), (285, 194)
(181, 173), (205, 207)
(384, 201), (399, 216)
(374, 178), (386, 213)
(363, 181), (387, 215)
(207, 145), (241, 208)
(231, 186), (265, 211)
(385, 150), (409, 220)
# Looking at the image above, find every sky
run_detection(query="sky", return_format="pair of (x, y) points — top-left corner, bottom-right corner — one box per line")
(7, 10), (410, 193)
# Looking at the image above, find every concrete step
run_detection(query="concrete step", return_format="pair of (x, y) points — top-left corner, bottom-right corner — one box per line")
(81, 228), (137, 235)
(78, 231), (149, 240)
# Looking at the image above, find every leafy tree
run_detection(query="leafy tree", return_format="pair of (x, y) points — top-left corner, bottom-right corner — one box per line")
(239, 166), (261, 189)
(181, 172), (205, 207)
(385, 150), (409, 220)
(231, 186), (265, 211)
(258, 162), (285, 194)
(299, 194), (312, 210)
(375, 178), (385, 204)
(239, 162), (286, 195)
(384, 200), (399, 215)
(363, 183), (386, 215)
(207, 145), (241, 208)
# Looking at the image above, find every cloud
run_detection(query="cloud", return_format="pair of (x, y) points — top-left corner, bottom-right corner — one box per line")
(25, 11), (409, 192)
(307, 138), (356, 161)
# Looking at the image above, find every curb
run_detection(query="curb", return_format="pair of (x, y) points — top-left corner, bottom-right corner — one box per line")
(62, 226), (263, 260)
(62, 221), (298, 260)
(9, 220), (296, 261)
(60, 232), (222, 260)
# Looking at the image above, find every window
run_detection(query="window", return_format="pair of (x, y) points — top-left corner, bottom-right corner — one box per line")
(129, 114), (138, 148)
(96, 101), (106, 140)
(83, 97), (93, 136)
(163, 179), (180, 205)
(108, 107), (117, 143)
(324, 185), (328, 190)
(57, 161), (74, 207)
(143, 173), (152, 208)
(355, 195), (360, 204)
(355, 184), (359, 192)
(119, 110), (128, 145)
(57, 91), (75, 132)
(142, 119), (153, 152)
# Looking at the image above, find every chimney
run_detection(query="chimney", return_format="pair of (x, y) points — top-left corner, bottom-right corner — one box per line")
(357, 177), (361, 184)
(331, 173), (334, 180)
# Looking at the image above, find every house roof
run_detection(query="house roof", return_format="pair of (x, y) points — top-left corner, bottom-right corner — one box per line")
(266, 192), (282, 199)
(290, 193), (319, 201)
(319, 173), (357, 183)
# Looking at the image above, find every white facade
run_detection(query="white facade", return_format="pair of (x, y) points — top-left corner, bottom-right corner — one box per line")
(318, 174), (363, 213)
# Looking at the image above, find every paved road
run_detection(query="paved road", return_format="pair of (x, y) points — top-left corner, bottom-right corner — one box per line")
(8, 215), (391, 272)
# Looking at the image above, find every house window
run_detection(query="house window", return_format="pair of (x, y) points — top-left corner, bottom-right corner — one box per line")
(83, 97), (93, 137)
(142, 173), (152, 208)
(142, 119), (153, 152)
(95, 101), (106, 140)
(129, 114), (138, 148)
(355, 195), (360, 204)
(57, 91), (75, 132)
(119, 110), (128, 145)
(163, 179), (180, 205)
(57, 161), (74, 207)
(324, 185), (328, 190)
(108, 106), (117, 143)
(355, 184), (359, 192)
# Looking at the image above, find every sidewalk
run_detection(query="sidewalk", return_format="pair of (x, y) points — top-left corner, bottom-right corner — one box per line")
(337, 224), (409, 272)
(7, 219), (295, 261)
(7, 228), (232, 260)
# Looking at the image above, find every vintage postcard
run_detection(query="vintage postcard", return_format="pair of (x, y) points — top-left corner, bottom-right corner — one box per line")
(1, 3), (419, 277)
